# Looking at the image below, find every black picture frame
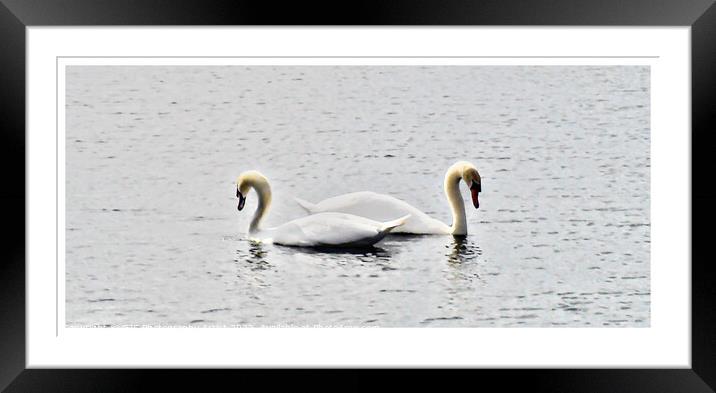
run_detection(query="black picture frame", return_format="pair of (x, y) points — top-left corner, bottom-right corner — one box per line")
(1, 0), (714, 391)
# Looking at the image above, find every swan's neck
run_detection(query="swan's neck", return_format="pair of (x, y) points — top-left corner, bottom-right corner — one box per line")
(444, 164), (467, 235)
(248, 178), (272, 234)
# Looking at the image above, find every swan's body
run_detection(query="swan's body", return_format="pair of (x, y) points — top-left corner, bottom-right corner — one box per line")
(256, 212), (408, 247)
(236, 171), (409, 247)
(294, 161), (481, 236)
(296, 192), (451, 234)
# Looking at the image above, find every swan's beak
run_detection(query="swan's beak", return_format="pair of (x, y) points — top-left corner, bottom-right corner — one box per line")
(237, 189), (246, 211)
(470, 182), (481, 209)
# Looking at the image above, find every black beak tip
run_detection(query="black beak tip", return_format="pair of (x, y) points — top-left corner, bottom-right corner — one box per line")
(236, 189), (246, 211)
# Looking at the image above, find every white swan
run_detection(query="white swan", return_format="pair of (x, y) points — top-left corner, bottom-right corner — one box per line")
(294, 161), (481, 235)
(236, 171), (409, 247)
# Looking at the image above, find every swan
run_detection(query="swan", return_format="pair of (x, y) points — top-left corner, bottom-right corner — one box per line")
(235, 170), (410, 247)
(294, 161), (481, 235)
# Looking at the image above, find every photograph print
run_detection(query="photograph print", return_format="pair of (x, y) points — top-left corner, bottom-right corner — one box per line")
(65, 64), (650, 327)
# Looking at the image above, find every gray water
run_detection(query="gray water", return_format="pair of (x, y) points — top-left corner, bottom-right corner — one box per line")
(66, 65), (650, 327)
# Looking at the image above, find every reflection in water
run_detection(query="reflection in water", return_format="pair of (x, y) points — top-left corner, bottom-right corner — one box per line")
(446, 236), (482, 265)
(282, 244), (391, 259)
(277, 243), (394, 271)
(237, 240), (396, 272)
(236, 240), (272, 271)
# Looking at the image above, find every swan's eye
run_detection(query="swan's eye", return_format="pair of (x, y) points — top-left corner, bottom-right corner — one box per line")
(471, 182), (481, 192)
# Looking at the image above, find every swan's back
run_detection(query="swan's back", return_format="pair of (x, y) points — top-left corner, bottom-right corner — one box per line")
(297, 191), (449, 234)
(269, 212), (408, 247)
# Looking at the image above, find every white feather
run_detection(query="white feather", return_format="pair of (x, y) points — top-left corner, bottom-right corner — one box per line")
(263, 212), (410, 247)
(296, 192), (450, 235)
(293, 161), (480, 235)
(236, 171), (409, 247)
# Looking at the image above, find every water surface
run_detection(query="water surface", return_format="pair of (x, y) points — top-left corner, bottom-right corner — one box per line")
(66, 66), (650, 327)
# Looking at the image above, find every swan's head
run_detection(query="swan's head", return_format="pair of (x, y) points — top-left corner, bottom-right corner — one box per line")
(461, 163), (482, 209)
(235, 170), (267, 211)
